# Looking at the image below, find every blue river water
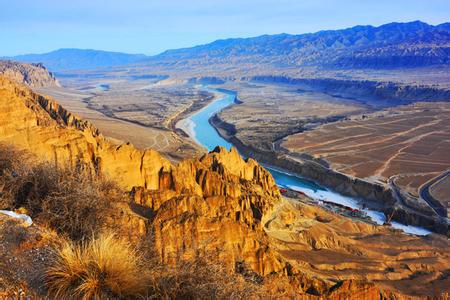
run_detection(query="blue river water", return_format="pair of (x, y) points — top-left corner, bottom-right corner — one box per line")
(181, 89), (431, 236)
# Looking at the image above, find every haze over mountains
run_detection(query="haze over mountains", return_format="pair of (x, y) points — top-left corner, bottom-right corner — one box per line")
(5, 48), (147, 71)
(6, 21), (450, 72)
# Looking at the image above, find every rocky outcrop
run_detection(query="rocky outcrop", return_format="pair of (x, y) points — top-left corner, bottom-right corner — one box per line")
(131, 146), (283, 274)
(0, 60), (59, 87)
(0, 76), (169, 190)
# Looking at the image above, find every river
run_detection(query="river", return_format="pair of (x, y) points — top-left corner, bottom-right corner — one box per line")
(177, 89), (431, 236)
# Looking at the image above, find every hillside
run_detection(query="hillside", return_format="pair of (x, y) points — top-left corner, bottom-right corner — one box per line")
(0, 76), (449, 298)
(0, 60), (59, 87)
(143, 21), (449, 71)
(7, 48), (147, 71)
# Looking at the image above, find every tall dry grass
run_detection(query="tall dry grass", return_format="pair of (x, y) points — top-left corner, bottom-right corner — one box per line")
(46, 232), (148, 299)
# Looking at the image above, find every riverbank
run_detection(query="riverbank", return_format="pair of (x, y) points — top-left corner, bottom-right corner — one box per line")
(209, 98), (448, 236)
(170, 88), (219, 137)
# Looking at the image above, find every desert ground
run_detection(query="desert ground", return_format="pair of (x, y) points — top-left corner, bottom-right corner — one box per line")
(36, 77), (213, 161)
(282, 102), (450, 199)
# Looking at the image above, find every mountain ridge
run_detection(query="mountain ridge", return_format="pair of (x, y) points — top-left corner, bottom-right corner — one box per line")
(6, 48), (148, 71)
(0, 60), (59, 87)
(147, 20), (449, 70)
(6, 21), (450, 73)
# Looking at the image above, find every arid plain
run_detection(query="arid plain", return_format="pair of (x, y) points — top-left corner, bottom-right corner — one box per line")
(282, 102), (450, 213)
(36, 77), (210, 161)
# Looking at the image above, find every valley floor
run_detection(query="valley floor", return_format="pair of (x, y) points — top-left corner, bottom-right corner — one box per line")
(36, 82), (206, 162)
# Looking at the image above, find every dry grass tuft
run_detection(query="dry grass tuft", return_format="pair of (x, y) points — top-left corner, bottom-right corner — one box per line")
(46, 232), (148, 299)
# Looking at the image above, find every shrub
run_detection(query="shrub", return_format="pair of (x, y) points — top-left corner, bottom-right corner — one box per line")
(36, 168), (121, 241)
(0, 143), (124, 241)
(0, 144), (30, 209)
(46, 232), (148, 299)
(147, 257), (261, 299)
(46, 233), (262, 299)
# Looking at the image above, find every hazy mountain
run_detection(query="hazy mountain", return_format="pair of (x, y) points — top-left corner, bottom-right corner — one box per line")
(7, 49), (148, 71)
(145, 21), (450, 70)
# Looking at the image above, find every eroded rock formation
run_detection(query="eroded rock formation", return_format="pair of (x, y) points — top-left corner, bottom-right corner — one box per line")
(0, 60), (60, 87)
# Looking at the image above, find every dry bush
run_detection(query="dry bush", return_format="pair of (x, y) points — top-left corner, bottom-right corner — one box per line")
(36, 169), (122, 241)
(0, 144), (30, 209)
(0, 144), (124, 241)
(46, 232), (148, 299)
(146, 257), (262, 299)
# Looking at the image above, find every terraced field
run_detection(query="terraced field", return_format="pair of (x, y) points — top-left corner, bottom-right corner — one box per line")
(282, 102), (450, 196)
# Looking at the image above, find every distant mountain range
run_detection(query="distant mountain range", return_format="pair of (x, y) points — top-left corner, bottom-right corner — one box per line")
(148, 21), (450, 70)
(5, 21), (450, 72)
(5, 49), (147, 71)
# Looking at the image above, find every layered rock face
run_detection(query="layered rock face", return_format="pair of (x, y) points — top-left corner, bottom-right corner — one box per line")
(250, 75), (450, 104)
(0, 76), (170, 190)
(0, 76), (448, 298)
(0, 75), (286, 278)
(0, 60), (60, 87)
(132, 147), (284, 275)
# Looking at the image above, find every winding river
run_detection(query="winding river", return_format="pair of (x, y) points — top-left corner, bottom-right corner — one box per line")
(177, 89), (431, 236)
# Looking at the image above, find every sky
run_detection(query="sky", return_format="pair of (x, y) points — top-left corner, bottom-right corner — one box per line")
(1, 0), (449, 56)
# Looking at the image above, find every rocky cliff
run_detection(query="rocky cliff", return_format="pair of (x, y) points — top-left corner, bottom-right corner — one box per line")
(0, 76), (448, 298)
(0, 60), (60, 87)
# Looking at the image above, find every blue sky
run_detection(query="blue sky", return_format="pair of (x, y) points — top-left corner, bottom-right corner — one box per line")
(1, 0), (449, 56)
